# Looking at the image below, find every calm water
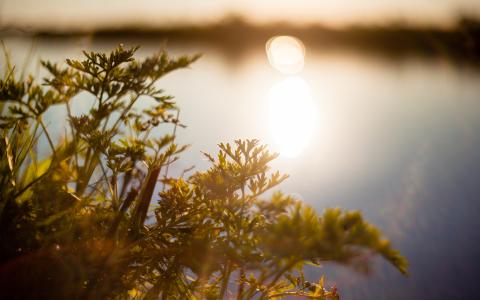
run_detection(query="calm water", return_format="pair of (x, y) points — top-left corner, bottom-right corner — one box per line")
(3, 36), (480, 299)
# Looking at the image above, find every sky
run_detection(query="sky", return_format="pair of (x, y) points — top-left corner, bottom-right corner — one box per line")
(2, 0), (480, 30)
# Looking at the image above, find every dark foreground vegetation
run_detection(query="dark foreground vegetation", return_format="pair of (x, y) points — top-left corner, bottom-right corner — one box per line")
(0, 46), (407, 299)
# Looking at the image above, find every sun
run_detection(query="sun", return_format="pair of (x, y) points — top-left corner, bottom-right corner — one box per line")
(268, 76), (317, 158)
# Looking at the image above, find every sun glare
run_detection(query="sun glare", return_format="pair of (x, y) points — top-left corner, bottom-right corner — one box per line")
(266, 36), (305, 74)
(268, 76), (317, 158)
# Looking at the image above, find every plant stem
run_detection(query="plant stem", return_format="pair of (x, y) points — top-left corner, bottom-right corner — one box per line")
(38, 117), (56, 158)
(162, 109), (180, 191)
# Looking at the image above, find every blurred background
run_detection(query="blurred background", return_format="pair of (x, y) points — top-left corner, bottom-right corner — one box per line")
(1, 1), (480, 299)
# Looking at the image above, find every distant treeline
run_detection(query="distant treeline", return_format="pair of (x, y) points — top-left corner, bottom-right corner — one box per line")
(2, 17), (480, 65)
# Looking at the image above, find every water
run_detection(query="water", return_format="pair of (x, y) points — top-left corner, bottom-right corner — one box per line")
(2, 36), (480, 299)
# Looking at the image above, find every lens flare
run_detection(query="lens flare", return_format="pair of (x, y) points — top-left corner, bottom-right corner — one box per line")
(266, 36), (305, 74)
(268, 76), (317, 158)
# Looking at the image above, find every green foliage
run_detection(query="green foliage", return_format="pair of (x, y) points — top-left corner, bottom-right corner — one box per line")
(0, 46), (407, 299)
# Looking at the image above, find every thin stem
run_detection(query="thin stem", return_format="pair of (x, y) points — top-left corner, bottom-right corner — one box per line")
(38, 117), (56, 158)
(266, 259), (300, 292)
(1, 40), (13, 75)
(110, 94), (140, 132)
(236, 268), (246, 300)
(162, 109), (180, 191)
(110, 76), (160, 134)
(12, 170), (49, 199)
(119, 165), (134, 200)
(65, 101), (81, 185)
(99, 159), (116, 205)
(77, 66), (113, 194)
(267, 291), (321, 299)
(219, 262), (233, 299)
(107, 188), (138, 238)
(20, 38), (37, 80)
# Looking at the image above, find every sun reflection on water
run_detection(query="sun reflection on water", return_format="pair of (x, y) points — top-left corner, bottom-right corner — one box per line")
(268, 76), (317, 158)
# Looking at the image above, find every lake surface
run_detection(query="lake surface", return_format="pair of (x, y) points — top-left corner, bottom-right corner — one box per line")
(3, 35), (480, 299)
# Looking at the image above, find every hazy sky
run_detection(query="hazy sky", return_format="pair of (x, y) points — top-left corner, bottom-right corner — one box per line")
(2, 0), (480, 29)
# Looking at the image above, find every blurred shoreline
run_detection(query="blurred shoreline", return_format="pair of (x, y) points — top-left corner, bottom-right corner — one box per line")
(1, 17), (480, 66)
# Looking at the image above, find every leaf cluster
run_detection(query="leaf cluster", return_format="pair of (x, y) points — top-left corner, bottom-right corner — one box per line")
(0, 46), (407, 299)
